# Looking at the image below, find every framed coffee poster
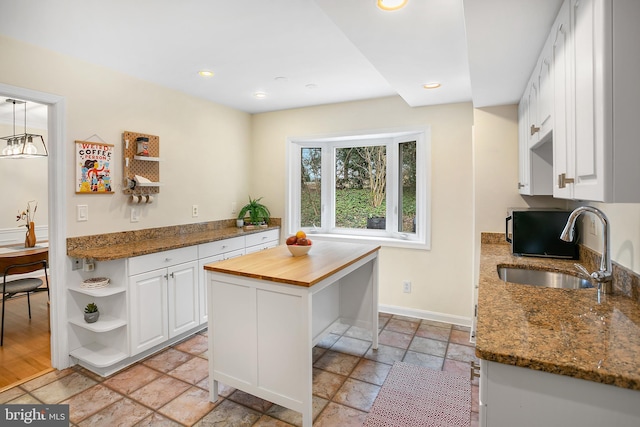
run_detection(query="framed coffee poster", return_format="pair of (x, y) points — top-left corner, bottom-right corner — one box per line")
(75, 140), (114, 193)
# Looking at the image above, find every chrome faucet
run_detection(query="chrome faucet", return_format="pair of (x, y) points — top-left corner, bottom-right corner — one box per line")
(560, 206), (612, 293)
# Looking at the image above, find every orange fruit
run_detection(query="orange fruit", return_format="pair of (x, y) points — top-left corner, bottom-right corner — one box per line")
(296, 230), (306, 239)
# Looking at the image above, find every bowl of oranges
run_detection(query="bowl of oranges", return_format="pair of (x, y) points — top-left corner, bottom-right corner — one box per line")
(286, 230), (312, 256)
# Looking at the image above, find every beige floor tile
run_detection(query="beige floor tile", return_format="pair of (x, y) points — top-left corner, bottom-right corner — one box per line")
(312, 368), (346, 400)
(142, 348), (194, 373)
(344, 325), (373, 341)
(19, 367), (75, 392)
(8, 393), (42, 404)
(450, 328), (473, 345)
(314, 402), (367, 427)
(415, 323), (452, 341)
(332, 378), (380, 412)
(252, 414), (297, 426)
(228, 389), (273, 412)
(30, 372), (97, 404)
(102, 364), (160, 395)
(349, 358), (392, 386)
(266, 395), (328, 426)
(77, 397), (152, 427)
(364, 344), (406, 365)
(159, 386), (217, 425)
(128, 375), (191, 409)
(136, 412), (184, 427)
(443, 358), (479, 385)
(0, 387), (27, 404)
(330, 336), (371, 357)
(167, 356), (209, 385)
(378, 330), (412, 349)
(193, 398), (260, 426)
(402, 350), (444, 370)
(385, 318), (420, 334)
(174, 333), (209, 355)
(313, 350), (360, 376)
(408, 335), (448, 357)
(62, 384), (123, 424)
(446, 342), (480, 363)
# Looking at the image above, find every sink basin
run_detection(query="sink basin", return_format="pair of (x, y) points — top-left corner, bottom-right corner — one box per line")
(497, 267), (593, 289)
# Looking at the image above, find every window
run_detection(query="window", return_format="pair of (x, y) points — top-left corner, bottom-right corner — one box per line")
(287, 127), (430, 249)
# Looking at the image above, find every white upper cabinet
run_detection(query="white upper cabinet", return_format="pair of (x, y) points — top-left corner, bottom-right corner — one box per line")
(521, 0), (640, 202)
(552, 0), (573, 199)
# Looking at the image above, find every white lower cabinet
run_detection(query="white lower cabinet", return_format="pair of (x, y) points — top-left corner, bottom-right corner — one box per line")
(128, 246), (199, 355)
(245, 229), (279, 254)
(479, 360), (640, 427)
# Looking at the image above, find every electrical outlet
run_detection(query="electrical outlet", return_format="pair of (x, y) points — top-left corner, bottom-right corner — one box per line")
(131, 207), (139, 223)
(192, 205), (199, 217)
(71, 258), (82, 271)
(403, 280), (411, 293)
(588, 217), (597, 236)
(231, 201), (237, 215)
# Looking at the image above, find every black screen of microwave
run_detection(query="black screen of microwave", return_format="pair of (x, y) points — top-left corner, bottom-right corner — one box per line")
(512, 211), (579, 259)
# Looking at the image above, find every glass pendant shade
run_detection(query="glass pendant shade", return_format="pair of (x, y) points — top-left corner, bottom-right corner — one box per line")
(0, 99), (47, 158)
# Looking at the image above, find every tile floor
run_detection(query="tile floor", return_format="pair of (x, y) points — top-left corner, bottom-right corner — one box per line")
(0, 313), (479, 426)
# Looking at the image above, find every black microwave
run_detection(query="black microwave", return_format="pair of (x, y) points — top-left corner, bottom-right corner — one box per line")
(505, 209), (579, 259)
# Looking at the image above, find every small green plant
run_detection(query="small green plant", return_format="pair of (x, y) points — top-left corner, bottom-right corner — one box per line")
(84, 302), (98, 314)
(237, 196), (271, 225)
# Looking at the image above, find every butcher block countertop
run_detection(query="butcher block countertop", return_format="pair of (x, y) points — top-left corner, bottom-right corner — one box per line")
(476, 235), (640, 391)
(204, 241), (380, 287)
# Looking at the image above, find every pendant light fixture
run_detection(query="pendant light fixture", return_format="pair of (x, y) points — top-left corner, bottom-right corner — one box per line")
(0, 99), (48, 158)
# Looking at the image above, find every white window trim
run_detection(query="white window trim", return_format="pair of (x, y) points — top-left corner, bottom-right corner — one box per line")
(286, 126), (431, 250)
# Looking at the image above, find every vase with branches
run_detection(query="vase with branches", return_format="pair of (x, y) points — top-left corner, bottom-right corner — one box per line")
(16, 200), (37, 248)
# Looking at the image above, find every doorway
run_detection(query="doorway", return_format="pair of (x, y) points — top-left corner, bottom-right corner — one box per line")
(0, 83), (67, 390)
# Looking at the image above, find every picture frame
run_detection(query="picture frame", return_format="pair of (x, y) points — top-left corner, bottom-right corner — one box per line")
(75, 140), (114, 194)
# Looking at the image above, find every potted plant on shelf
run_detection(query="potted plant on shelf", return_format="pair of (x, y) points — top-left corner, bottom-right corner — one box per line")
(237, 196), (271, 229)
(84, 302), (100, 323)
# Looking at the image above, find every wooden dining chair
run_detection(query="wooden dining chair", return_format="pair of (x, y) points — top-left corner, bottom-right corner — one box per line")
(1, 259), (49, 346)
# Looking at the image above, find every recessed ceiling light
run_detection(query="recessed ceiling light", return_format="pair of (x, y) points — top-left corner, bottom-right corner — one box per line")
(198, 70), (214, 77)
(377, 0), (408, 11)
(254, 91), (267, 99)
(423, 82), (441, 89)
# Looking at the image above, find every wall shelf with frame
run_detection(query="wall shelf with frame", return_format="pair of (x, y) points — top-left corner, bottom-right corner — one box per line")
(123, 131), (161, 195)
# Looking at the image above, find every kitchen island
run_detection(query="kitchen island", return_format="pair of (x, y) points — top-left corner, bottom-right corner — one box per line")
(204, 241), (380, 427)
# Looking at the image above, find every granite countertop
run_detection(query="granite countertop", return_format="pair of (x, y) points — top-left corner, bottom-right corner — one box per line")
(476, 237), (640, 391)
(66, 222), (280, 261)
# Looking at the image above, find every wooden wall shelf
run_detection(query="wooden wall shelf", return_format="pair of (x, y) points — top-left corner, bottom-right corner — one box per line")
(123, 131), (160, 195)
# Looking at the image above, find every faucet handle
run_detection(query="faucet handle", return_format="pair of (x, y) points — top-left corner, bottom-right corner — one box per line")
(573, 263), (592, 279)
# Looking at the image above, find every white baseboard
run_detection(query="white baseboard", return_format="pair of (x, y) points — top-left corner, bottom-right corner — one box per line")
(378, 304), (472, 328)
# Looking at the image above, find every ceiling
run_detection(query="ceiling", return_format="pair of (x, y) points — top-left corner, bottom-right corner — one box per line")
(0, 0), (563, 121)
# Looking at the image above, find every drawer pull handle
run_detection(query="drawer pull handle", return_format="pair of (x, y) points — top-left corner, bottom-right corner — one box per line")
(470, 361), (480, 381)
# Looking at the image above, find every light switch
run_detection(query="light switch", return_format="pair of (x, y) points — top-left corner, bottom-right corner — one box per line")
(77, 205), (88, 222)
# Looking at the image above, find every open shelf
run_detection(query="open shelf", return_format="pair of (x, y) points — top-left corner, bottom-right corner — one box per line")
(69, 286), (126, 298)
(70, 342), (128, 368)
(134, 155), (161, 162)
(69, 315), (127, 333)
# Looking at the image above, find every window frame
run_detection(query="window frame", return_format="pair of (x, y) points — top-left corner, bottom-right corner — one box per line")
(286, 127), (431, 250)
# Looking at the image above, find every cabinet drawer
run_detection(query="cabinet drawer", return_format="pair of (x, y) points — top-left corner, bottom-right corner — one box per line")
(198, 236), (245, 259)
(245, 229), (279, 247)
(128, 246), (198, 276)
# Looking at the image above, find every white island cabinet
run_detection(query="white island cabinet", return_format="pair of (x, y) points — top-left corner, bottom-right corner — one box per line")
(205, 241), (380, 427)
(479, 360), (640, 427)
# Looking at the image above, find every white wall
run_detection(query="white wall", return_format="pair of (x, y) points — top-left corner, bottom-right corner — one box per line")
(251, 98), (475, 322)
(0, 35), (253, 237)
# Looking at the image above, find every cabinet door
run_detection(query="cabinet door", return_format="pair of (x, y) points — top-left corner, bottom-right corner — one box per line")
(526, 80), (539, 148)
(553, 0), (574, 199)
(168, 260), (199, 338)
(129, 269), (168, 355)
(571, 0), (607, 201)
(537, 36), (553, 139)
(517, 99), (531, 195)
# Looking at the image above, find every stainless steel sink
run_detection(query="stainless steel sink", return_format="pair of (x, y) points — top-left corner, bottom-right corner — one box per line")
(497, 266), (594, 289)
